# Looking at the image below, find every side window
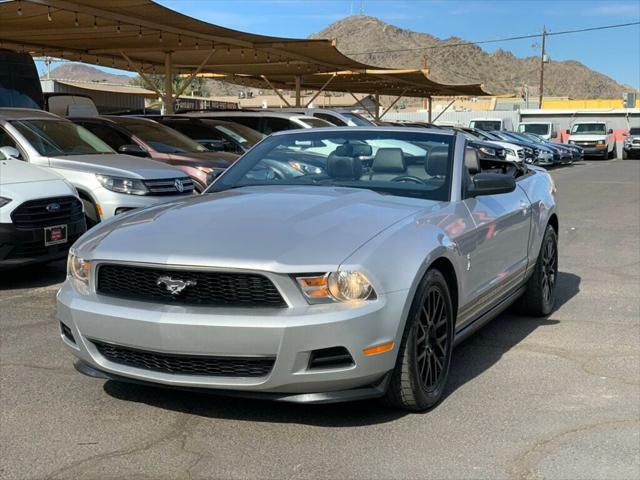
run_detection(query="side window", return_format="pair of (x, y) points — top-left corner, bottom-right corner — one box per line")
(263, 117), (296, 134)
(0, 126), (17, 149)
(315, 113), (346, 126)
(77, 122), (131, 151)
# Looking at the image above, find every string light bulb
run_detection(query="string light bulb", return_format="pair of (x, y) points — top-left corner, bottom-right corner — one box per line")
(17, 1), (22, 16)
(116, 21), (121, 33)
(47, 7), (52, 21)
(74, 12), (79, 27)
(138, 25), (142, 38)
(158, 31), (163, 42)
(227, 46), (231, 55)
(178, 34), (182, 46)
(240, 49), (245, 57)
(93, 16), (97, 28)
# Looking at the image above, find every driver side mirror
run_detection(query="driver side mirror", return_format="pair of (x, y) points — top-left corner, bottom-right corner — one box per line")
(0, 146), (21, 160)
(565, 129), (570, 134)
(608, 129), (613, 134)
(118, 144), (150, 157)
(469, 172), (516, 197)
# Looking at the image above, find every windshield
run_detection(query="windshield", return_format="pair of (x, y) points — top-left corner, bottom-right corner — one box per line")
(628, 127), (640, 135)
(469, 120), (501, 131)
(115, 118), (209, 153)
(297, 117), (334, 128)
(518, 132), (545, 143)
(519, 124), (550, 136)
(207, 130), (454, 201)
(11, 119), (114, 156)
(211, 122), (264, 147)
(340, 112), (375, 126)
(571, 123), (606, 135)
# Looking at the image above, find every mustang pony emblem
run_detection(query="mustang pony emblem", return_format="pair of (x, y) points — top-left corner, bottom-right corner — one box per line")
(156, 276), (197, 295)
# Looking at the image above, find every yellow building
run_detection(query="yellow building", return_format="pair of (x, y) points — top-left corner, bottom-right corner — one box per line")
(542, 98), (640, 109)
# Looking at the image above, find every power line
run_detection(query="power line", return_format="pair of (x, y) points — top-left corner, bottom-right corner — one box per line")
(345, 21), (640, 56)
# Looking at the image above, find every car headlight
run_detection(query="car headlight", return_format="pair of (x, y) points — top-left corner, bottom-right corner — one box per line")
(196, 166), (215, 174)
(288, 161), (323, 175)
(295, 271), (375, 304)
(596, 140), (606, 145)
(0, 197), (11, 208)
(504, 148), (516, 156)
(96, 174), (148, 195)
(478, 146), (496, 156)
(568, 140), (575, 144)
(67, 252), (91, 295)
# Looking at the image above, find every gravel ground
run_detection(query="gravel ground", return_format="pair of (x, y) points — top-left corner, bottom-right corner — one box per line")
(1, 158), (639, 480)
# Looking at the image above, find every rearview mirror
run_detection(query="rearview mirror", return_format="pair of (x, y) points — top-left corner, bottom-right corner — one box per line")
(469, 172), (516, 197)
(0, 146), (21, 160)
(118, 144), (150, 157)
(565, 129), (570, 134)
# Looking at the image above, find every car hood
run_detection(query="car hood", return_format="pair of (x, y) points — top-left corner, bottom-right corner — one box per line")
(47, 153), (185, 179)
(168, 151), (239, 168)
(0, 158), (63, 184)
(569, 134), (607, 141)
(76, 185), (428, 272)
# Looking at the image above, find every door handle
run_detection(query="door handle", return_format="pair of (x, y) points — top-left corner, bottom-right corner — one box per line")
(520, 201), (530, 215)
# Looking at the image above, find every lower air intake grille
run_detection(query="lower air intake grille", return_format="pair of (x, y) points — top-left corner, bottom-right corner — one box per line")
(93, 341), (275, 377)
(97, 264), (286, 307)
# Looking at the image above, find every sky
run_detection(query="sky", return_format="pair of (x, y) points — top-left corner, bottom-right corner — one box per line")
(40, 0), (640, 89)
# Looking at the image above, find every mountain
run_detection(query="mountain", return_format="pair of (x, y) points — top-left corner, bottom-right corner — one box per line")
(311, 16), (629, 99)
(42, 63), (133, 84)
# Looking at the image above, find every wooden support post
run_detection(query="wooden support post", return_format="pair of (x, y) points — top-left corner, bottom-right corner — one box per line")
(374, 93), (380, 121)
(120, 52), (164, 99)
(427, 96), (433, 123)
(163, 52), (174, 114)
(261, 75), (291, 107)
(294, 76), (302, 107)
(432, 99), (455, 123)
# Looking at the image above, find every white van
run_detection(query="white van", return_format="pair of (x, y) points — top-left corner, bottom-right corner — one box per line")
(518, 122), (556, 141)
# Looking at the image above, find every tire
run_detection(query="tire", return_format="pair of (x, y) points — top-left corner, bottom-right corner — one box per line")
(622, 150), (628, 160)
(608, 145), (616, 159)
(385, 269), (454, 411)
(81, 199), (99, 228)
(518, 224), (558, 317)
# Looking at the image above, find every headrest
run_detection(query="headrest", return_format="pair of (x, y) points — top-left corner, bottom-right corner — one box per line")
(425, 146), (449, 177)
(335, 143), (373, 157)
(464, 147), (481, 174)
(372, 148), (405, 173)
(326, 153), (363, 180)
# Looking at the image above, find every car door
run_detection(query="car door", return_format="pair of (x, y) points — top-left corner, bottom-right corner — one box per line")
(460, 159), (532, 326)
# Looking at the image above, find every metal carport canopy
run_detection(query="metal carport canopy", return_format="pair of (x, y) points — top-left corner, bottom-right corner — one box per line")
(0, 0), (488, 114)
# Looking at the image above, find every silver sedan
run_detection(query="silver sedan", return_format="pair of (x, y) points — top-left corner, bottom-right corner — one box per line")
(58, 127), (558, 411)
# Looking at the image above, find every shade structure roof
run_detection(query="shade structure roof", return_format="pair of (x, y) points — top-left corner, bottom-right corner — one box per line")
(0, 0), (488, 98)
(202, 69), (487, 98)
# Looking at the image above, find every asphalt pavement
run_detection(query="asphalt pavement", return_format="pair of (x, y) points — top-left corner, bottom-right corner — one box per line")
(1, 158), (639, 480)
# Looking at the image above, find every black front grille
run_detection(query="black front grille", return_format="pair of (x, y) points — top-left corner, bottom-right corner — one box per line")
(60, 322), (75, 344)
(144, 177), (194, 196)
(97, 264), (287, 307)
(11, 196), (83, 229)
(93, 340), (275, 377)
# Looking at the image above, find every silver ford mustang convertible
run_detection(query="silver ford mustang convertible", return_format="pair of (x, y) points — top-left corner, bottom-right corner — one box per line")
(58, 127), (558, 411)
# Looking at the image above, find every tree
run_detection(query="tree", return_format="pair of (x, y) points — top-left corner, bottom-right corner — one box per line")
(130, 74), (209, 97)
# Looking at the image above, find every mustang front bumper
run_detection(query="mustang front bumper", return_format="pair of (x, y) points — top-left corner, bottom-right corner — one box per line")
(57, 281), (408, 399)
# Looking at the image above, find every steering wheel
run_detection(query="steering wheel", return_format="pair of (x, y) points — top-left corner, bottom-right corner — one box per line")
(391, 175), (427, 185)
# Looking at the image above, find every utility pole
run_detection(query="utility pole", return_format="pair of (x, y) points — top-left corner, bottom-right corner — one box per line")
(538, 26), (547, 108)
(422, 55), (428, 110)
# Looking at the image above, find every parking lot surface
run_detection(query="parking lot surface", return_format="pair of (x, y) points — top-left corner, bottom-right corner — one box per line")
(1, 159), (639, 480)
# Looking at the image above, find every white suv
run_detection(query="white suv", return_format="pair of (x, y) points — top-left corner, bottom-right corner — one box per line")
(0, 155), (86, 268)
(0, 108), (194, 225)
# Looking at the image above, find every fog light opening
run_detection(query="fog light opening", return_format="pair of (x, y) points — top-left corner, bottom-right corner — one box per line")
(308, 346), (354, 370)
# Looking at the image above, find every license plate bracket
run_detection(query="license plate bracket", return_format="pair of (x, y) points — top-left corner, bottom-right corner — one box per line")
(44, 224), (68, 246)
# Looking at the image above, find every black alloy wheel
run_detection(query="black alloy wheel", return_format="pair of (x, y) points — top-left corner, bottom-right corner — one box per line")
(385, 269), (454, 411)
(415, 286), (449, 391)
(541, 233), (557, 306)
